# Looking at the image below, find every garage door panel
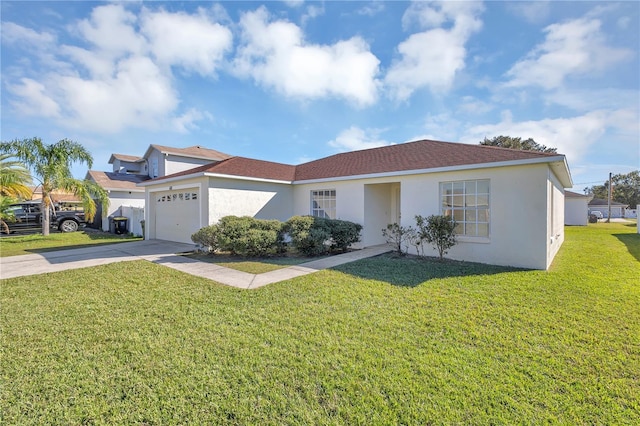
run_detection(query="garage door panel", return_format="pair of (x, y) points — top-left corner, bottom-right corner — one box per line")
(154, 189), (200, 244)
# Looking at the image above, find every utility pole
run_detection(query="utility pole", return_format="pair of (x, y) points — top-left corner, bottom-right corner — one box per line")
(607, 172), (612, 223)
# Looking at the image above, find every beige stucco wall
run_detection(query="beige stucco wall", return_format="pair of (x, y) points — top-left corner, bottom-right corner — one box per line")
(165, 154), (216, 176)
(565, 198), (588, 226)
(207, 178), (293, 225)
(547, 170), (565, 268)
(101, 191), (145, 231)
(293, 163), (560, 270)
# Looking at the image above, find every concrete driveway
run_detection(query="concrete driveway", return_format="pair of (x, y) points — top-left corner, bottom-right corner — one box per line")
(0, 240), (196, 280)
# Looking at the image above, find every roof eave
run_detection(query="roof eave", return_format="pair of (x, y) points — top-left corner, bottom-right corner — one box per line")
(294, 155), (570, 185)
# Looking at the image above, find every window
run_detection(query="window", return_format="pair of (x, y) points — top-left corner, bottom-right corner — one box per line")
(311, 190), (336, 219)
(441, 180), (489, 237)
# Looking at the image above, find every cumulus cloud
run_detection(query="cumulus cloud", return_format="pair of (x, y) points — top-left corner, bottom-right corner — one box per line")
(141, 8), (232, 75)
(506, 1), (551, 24)
(505, 18), (633, 90)
(7, 78), (61, 117)
(328, 126), (392, 152)
(385, 1), (484, 100)
(3, 3), (233, 134)
(1, 22), (56, 47)
(233, 7), (381, 106)
(462, 110), (614, 163)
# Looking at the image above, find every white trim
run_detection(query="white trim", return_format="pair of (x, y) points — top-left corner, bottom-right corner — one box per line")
(148, 182), (202, 193)
(294, 156), (568, 185)
(204, 173), (292, 185)
(104, 188), (146, 193)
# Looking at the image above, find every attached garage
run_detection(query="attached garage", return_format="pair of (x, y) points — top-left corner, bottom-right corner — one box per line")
(152, 187), (201, 244)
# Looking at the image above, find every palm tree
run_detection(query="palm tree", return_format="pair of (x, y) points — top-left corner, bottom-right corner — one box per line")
(0, 153), (32, 199)
(0, 138), (109, 236)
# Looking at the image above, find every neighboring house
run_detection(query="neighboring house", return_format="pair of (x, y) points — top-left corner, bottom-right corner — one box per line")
(87, 145), (232, 233)
(588, 198), (628, 218)
(139, 139), (572, 270)
(564, 190), (589, 226)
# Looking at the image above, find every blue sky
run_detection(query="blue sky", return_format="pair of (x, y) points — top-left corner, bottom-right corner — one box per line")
(1, 1), (638, 191)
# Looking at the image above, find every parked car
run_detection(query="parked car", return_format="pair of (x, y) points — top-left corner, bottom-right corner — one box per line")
(4, 201), (86, 234)
(591, 211), (603, 220)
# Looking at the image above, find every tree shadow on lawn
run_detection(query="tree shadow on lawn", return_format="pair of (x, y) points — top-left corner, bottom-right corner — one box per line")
(330, 253), (524, 287)
(613, 233), (640, 262)
(4, 230), (141, 255)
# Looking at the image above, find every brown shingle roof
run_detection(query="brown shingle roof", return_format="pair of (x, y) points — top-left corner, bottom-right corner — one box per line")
(149, 144), (232, 161)
(142, 139), (568, 185)
(87, 170), (151, 191)
(146, 157), (296, 183)
(295, 139), (561, 181)
(109, 154), (144, 163)
(565, 190), (588, 198)
(588, 198), (627, 207)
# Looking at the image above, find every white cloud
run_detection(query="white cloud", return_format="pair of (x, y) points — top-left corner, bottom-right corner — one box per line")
(7, 78), (61, 117)
(1, 22), (56, 47)
(2, 4), (236, 134)
(358, 2), (385, 17)
(505, 18), (633, 89)
(462, 110), (613, 163)
(233, 7), (381, 106)
(458, 96), (494, 115)
(57, 56), (178, 133)
(506, 1), (551, 24)
(74, 4), (146, 57)
(328, 126), (392, 152)
(141, 8), (232, 75)
(385, 1), (484, 100)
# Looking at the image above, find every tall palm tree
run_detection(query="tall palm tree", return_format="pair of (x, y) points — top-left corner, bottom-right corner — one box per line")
(0, 153), (32, 199)
(0, 137), (109, 236)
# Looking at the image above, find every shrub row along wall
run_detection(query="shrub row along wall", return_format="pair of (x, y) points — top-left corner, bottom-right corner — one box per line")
(191, 215), (363, 257)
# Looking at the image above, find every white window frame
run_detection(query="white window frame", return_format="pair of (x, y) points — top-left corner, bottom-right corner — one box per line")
(440, 179), (490, 238)
(310, 189), (336, 219)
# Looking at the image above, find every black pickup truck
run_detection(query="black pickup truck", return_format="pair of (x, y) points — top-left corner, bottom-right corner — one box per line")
(4, 201), (86, 233)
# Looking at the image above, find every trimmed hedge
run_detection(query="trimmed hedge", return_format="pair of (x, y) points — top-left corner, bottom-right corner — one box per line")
(285, 216), (362, 256)
(192, 215), (362, 257)
(191, 216), (285, 256)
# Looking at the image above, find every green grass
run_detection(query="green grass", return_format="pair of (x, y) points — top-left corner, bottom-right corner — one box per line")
(185, 252), (329, 274)
(0, 231), (141, 257)
(1, 223), (639, 424)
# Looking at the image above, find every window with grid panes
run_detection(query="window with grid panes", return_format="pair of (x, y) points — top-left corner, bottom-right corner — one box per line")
(310, 190), (336, 219)
(440, 180), (489, 237)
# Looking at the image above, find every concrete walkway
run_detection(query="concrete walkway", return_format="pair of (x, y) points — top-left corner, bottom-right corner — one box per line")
(0, 240), (391, 289)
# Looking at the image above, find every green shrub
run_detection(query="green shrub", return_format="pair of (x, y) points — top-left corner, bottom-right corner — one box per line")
(382, 223), (414, 254)
(285, 216), (329, 256)
(192, 216), (285, 256)
(415, 214), (457, 260)
(328, 219), (362, 253)
(191, 225), (221, 252)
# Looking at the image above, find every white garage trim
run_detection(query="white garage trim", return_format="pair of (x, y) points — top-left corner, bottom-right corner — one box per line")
(148, 183), (202, 244)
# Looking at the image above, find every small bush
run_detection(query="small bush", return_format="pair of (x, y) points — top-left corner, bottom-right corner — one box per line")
(285, 216), (362, 256)
(328, 219), (362, 253)
(415, 214), (457, 260)
(382, 223), (414, 255)
(191, 225), (221, 252)
(285, 216), (329, 256)
(192, 216), (285, 256)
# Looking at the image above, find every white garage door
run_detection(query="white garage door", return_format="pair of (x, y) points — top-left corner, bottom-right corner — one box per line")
(154, 188), (200, 244)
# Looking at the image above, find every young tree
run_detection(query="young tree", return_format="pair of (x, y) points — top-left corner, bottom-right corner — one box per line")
(0, 138), (109, 236)
(415, 214), (457, 261)
(480, 135), (557, 153)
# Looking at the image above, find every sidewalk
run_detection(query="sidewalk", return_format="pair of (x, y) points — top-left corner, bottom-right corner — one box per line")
(0, 240), (391, 289)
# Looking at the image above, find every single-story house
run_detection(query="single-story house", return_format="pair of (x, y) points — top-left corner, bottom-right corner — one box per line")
(88, 144), (231, 233)
(564, 190), (589, 225)
(139, 139), (572, 270)
(588, 198), (627, 218)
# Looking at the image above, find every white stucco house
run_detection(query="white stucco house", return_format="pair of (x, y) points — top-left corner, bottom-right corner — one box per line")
(564, 190), (589, 226)
(588, 198), (628, 218)
(87, 145), (231, 233)
(139, 139), (572, 270)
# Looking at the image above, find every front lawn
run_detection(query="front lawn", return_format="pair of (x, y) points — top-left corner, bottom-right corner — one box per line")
(1, 224), (638, 424)
(0, 230), (141, 257)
